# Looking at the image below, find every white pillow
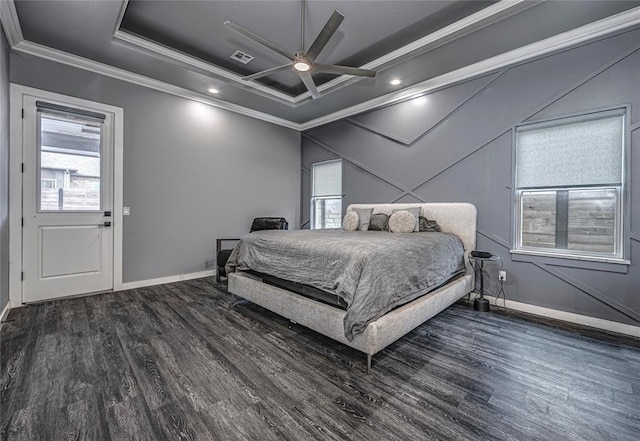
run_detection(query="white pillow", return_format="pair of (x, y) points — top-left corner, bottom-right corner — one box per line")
(393, 207), (421, 232)
(342, 211), (360, 231)
(389, 211), (416, 233)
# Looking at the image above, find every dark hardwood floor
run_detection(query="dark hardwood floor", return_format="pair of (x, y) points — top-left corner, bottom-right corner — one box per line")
(1, 277), (639, 440)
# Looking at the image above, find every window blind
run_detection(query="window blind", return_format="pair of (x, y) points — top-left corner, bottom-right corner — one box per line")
(36, 101), (106, 122)
(516, 111), (624, 189)
(312, 160), (342, 197)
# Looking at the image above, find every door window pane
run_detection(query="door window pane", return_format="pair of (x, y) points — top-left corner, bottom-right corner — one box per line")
(38, 113), (102, 211)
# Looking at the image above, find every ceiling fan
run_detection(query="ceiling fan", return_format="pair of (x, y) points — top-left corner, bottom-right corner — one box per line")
(224, 1), (377, 99)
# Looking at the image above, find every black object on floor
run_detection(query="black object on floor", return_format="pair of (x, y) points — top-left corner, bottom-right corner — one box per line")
(474, 297), (490, 312)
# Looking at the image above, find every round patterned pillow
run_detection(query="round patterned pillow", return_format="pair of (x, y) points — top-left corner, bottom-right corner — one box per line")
(342, 211), (360, 231)
(389, 210), (416, 233)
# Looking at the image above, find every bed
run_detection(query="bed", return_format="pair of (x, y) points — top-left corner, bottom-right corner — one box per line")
(226, 203), (477, 372)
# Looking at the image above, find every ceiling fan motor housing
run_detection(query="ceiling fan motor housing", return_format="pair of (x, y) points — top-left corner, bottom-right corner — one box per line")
(293, 52), (311, 71)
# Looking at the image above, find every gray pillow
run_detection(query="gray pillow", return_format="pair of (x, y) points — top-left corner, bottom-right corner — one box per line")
(353, 207), (374, 231)
(393, 207), (420, 232)
(419, 216), (442, 232)
(368, 213), (389, 231)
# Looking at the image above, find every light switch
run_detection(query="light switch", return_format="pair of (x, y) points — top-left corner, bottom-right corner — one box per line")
(123, 206), (131, 216)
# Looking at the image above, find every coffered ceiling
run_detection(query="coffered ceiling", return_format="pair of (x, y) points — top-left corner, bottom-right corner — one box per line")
(3, 1), (640, 129)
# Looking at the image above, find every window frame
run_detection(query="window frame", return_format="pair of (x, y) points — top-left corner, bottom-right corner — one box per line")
(40, 178), (57, 189)
(310, 158), (343, 230)
(512, 108), (628, 264)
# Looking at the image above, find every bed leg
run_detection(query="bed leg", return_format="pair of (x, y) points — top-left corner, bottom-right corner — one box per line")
(228, 292), (235, 309)
(367, 354), (372, 375)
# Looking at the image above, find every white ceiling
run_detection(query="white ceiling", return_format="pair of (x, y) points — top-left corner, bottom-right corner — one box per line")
(3, 0), (640, 130)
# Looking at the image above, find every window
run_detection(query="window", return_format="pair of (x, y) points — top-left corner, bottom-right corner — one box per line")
(41, 178), (57, 189)
(514, 109), (625, 260)
(37, 107), (103, 212)
(311, 159), (342, 229)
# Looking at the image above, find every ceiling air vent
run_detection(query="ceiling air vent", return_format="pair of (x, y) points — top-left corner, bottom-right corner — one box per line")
(230, 50), (254, 65)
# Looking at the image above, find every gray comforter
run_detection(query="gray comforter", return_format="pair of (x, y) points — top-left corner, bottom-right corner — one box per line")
(226, 229), (465, 341)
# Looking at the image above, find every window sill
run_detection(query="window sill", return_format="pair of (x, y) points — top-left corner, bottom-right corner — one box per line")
(510, 249), (630, 273)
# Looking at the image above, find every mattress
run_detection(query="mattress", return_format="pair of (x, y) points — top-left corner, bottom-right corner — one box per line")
(226, 229), (465, 340)
(246, 270), (348, 309)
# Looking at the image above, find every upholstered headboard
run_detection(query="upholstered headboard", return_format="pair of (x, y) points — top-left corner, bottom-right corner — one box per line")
(346, 203), (477, 274)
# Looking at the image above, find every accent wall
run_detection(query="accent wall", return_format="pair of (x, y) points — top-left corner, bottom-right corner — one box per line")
(301, 28), (640, 328)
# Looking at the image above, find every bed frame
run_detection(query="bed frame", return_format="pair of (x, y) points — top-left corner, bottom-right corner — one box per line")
(228, 203), (477, 373)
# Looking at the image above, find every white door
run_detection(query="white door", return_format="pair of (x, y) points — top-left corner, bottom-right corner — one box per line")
(22, 96), (114, 302)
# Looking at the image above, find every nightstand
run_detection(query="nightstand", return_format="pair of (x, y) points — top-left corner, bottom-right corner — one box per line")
(468, 254), (499, 312)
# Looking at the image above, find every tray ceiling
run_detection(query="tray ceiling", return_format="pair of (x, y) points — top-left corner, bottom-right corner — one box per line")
(7, 0), (640, 127)
(119, 0), (495, 96)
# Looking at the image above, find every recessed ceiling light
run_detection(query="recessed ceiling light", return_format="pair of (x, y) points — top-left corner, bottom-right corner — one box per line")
(207, 88), (219, 94)
(389, 79), (402, 86)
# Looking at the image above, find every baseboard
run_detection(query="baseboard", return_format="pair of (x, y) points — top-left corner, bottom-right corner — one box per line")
(484, 295), (640, 338)
(1, 301), (11, 322)
(120, 269), (217, 291)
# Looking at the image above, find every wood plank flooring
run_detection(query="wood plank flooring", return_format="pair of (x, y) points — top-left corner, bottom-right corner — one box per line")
(1, 277), (640, 440)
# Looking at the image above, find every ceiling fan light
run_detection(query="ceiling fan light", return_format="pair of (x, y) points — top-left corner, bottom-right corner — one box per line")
(294, 61), (311, 72)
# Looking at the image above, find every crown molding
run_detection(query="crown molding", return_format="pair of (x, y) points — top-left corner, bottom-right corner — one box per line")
(4, 0), (640, 132)
(300, 6), (640, 131)
(12, 40), (302, 130)
(315, 0), (538, 97)
(113, 0), (128, 36)
(113, 30), (298, 105)
(0, 0), (24, 47)
(113, 0), (297, 105)
(357, 1), (535, 70)
(112, 0), (533, 104)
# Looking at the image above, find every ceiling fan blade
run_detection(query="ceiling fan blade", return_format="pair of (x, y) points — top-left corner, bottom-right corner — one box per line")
(305, 10), (345, 62)
(313, 63), (377, 78)
(243, 64), (292, 81)
(298, 72), (321, 99)
(224, 21), (294, 61)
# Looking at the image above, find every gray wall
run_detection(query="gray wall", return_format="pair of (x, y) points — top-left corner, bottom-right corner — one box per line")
(302, 28), (640, 328)
(0, 25), (9, 311)
(11, 53), (300, 284)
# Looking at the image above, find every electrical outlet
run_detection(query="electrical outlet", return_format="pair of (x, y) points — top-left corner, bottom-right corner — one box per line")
(499, 271), (507, 282)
